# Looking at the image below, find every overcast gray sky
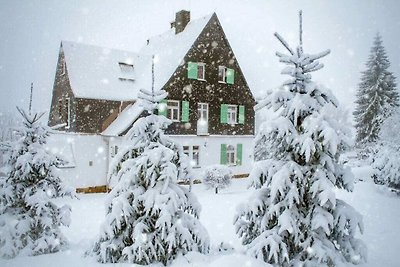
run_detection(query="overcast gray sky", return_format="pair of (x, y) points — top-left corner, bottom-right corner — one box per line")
(1, 0), (399, 117)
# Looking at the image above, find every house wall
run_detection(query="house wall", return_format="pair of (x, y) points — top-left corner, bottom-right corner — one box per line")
(74, 98), (129, 134)
(162, 14), (256, 136)
(49, 44), (133, 134)
(107, 134), (254, 183)
(47, 132), (109, 189)
(170, 135), (254, 179)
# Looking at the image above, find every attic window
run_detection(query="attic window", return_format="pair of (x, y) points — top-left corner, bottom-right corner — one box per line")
(119, 62), (134, 72)
(118, 62), (135, 81)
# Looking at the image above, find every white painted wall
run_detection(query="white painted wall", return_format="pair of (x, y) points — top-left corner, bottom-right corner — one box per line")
(47, 132), (255, 189)
(47, 132), (109, 188)
(170, 135), (254, 179)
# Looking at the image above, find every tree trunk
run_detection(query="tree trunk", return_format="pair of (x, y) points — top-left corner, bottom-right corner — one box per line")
(215, 187), (218, 194)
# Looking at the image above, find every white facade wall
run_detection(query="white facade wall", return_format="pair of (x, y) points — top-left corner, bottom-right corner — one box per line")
(170, 135), (254, 179)
(48, 132), (255, 189)
(47, 132), (109, 188)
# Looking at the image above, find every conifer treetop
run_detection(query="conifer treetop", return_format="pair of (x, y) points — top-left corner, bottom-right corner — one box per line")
(273, 11), (330, 94)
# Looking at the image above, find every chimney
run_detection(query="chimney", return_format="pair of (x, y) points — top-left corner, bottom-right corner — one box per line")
(173, 10), (190, 34)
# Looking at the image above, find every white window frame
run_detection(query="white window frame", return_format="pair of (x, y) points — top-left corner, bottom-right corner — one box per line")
(167, 100), (180, 122)
(183, 146), (190, 157)
(192, 146), (200, 167)
(197, 103), (209, 122)
(65, 98), (71, 129)
(183, 145), (201, 168)
(218, 66), (226, 83)
(111, 145), (119, 158)
(197, 63), (206, 81)
(226, 145), (236, 166)
(227, 104), (237, 124)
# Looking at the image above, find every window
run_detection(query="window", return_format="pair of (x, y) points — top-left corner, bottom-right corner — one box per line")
(218, 66), (226, 83)
(61, 60), (66, 75)
(65, 98), (71, 129)
(188, 62), (206, 80)
(192, 146), (200, 167)
(197, 63), (205, 80)
(58, 99), (63, 119)
(111, 145), (119, 158)
(226, 145), (236, 165)
(119, 62), (134, 72)
(118, 62), (135, 81)
(167, 100), (180, 121)
(227, 105), (237, 124)
(183, 146), (190, 156)
(220, 104), (245, 124)
(183, 145), (200, 167)
(220, 144), (243, 166)
(197, 103), (209, 122)
(218, 66), (235, 84)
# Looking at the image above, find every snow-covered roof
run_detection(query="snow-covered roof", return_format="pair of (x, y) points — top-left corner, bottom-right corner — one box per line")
(102, 101), (144, 136)
(140, 13), (214, 90)
(62, 41), (152, 101)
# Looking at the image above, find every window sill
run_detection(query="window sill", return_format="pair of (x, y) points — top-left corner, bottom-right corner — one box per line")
(197, 78), (206, 82)
(218, 81), (226, 84)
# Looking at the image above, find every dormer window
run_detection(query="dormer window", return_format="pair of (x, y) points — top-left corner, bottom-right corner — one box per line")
(118, 62), (135, 81)
(119, 62), (134, 72)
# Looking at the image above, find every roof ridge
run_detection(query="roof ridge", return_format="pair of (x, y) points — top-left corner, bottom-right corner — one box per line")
(61, 40), (138, 55)
(145, 13), (214, 45)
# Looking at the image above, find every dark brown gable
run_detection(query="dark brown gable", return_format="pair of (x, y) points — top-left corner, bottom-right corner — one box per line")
(48, 43), (132, 134)
(48, 44), (76, 131)
(162, 13), (256, 136)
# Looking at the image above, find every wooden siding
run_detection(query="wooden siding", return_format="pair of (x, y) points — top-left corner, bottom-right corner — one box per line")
(162, 14), (256, 136)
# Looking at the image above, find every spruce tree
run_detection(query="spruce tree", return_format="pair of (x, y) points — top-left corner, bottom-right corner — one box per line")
(354, 33), (398, 146)
(0, 108), (72, 258)
(90, 60), (209, 265)
(371, 108), (400, 190)
(234, 12), (366, 266)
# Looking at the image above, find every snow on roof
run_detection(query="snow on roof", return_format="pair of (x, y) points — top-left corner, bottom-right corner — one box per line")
(62, 41), (152, 101)
(140, 13), (214, 90)
(101, 101), (144, 136)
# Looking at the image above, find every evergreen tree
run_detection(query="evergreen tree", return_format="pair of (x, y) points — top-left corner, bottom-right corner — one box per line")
(234, 12), (366, 266)
(90, 63), (209, 265)
(0, 108), (72, 258)
(371, 108), (400, 190)
(354, 33), (398, 146)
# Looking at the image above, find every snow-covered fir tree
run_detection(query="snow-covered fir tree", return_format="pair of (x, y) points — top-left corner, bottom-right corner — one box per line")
(234, 12), (366, 266)
(353, 33), (398, 147)
(90, 60), (209, 265)
(371, 108), (400, 190)
(202, 164), (232, 194)
(0, 108), (72, 258)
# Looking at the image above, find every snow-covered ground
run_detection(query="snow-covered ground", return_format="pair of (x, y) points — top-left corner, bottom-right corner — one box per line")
(1, 166), (399, 267)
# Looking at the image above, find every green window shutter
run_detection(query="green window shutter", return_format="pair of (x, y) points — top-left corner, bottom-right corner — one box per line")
(226, 68), (235, 84)
(181, 101), (189, 122)
(236, 144), (243, 166)
(188, 62), (198, 79)
(238, 105), (245, 124)
(220, 104), (228, 124)
(158, 99), (167, 116)
(220, 144), (227, 165)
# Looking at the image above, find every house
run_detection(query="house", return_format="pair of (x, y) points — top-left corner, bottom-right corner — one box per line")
(48, 10), (256, 192)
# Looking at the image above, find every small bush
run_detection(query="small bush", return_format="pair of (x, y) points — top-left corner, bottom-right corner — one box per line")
(202, 165), (232, 194)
